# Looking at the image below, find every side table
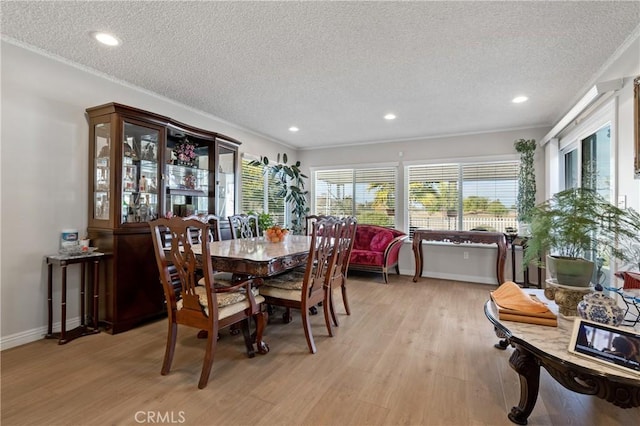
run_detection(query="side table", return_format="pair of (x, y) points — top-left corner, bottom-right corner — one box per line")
(509, 236), (542, 288)
(45, 251), (107, 344)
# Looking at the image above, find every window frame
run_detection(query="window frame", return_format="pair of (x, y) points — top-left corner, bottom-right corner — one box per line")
(311, 162), (399, 227)
(404, 154), (520, 236)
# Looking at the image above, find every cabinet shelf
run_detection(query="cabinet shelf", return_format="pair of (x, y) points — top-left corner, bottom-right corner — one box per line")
(167, 188), (207, 197)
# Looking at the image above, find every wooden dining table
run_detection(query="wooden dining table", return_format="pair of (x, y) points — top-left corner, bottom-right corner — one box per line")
(191, 235), (313, 278)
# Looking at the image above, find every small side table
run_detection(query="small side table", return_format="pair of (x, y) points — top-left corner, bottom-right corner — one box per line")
(509, 236), (542, 288)
(45, 251), (106, 344)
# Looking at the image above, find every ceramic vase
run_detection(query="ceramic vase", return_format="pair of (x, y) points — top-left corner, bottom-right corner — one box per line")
(576, 292), (624, 326)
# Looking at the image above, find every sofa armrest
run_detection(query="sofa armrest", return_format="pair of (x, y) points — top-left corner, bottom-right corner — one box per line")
(383, 235), (408, 267)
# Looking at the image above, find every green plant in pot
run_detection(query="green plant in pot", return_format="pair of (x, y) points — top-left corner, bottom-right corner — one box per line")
(249, 153), (309, 235)
(514, 138), (537, 235)
(523, 187), (637, 287)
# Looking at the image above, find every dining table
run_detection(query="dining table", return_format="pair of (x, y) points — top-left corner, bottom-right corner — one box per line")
(191, 235), (313, 278)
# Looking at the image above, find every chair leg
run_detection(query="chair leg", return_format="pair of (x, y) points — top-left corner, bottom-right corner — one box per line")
(342, 280), (351, 315)
(161, 321), (177, 376)
(324, 293), (334, 337)
(330, 288), (339, 327)
(240, 318), (256, 358)
(382, 269), (389, 284)
(198, 327), (217, 389)
(301, 306), (317, 354)
(254, 311), (269, 354)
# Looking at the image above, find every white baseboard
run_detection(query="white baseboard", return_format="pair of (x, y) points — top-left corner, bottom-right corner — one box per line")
(398, 268), (495, 285)
(1, 316), (81, 351)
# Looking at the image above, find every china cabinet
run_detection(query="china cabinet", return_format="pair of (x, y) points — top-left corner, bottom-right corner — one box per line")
(86, 103), (240, 333)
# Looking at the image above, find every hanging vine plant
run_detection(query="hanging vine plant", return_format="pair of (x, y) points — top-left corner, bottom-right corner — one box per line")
(249, 153), (309, 235)
(514, 138), (537, 224)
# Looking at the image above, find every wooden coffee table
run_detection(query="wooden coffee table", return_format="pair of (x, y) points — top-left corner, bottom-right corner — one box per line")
(485, 290), (640, 425)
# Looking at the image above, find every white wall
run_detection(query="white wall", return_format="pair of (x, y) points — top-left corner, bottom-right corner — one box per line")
(299, 128), (548, 284)
(0, 41), (292, 348)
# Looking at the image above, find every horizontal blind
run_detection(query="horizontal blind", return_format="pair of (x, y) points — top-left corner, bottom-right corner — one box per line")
(314, 169), (354, 216)
(314, 167), (397, 227)
(241, 158), (286, 225)
(240, 159), (265, 214)
(354, 167), (396, 227)
(408, 161), (518, 235)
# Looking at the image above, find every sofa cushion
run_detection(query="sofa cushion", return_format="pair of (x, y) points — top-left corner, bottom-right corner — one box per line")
(369, 230), (394, 252)
(350, 249), (384, 266)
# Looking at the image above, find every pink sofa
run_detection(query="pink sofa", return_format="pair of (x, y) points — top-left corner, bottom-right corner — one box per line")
(348, 224), (408, 284)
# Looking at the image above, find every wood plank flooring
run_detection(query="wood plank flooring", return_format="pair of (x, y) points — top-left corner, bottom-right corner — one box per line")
(2, 273), (639, 425)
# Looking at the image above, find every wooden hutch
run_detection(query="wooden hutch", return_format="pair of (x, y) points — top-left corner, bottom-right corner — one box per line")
(86, 103), (240, 333)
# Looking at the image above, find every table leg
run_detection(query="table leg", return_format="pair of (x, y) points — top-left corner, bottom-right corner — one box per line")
(60, 263), (68, 344)
(47, 262), (53, 337)
(508, 346), (540, 425)
(412, 238), (423, 282)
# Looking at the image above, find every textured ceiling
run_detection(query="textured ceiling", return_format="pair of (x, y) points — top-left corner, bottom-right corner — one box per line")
(2, 1), (639, 149)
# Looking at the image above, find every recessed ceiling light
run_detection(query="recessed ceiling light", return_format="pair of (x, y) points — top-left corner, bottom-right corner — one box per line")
(289, 126), (299, 132)
(384, 113), (396, 120)
(92, 32), (120, 46)
(512, 96), (529, 104)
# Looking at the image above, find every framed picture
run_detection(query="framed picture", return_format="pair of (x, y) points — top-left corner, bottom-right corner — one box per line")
(141, 139), (157, 161)
(634, 76), (640, 179)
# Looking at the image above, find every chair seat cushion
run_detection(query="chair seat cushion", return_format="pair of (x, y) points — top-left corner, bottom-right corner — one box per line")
(177, 285), (263, 319)
(350, 249), (384, 267)
(259, 285), (301, 302)
(260, 267), (306, 291)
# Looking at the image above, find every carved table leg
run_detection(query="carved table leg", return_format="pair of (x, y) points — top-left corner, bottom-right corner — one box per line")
(508, 347), (540, 425)
(412, 237), (424, 282)
(495, 339), (509, 350)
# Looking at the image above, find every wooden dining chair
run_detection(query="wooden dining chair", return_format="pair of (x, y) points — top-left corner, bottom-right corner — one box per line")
(259, 218), (345, 354)
(328, 216), (357, 328)
(149, 216), (268, 389)
(184, 213), (222, 243)
(228, 213), (260, 239)
(305, 214), (334, 235)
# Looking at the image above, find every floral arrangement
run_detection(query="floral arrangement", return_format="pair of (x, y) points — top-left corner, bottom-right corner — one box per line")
(174, 138), (196, 164)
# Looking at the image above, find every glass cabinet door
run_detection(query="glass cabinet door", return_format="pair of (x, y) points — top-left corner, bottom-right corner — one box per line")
(121, 121), (160, 224)
(93, 122), (111, 221)
(165, 131), (212, 217)
(217, 143), (237, 218)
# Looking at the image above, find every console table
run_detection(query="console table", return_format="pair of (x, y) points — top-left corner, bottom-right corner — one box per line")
(412, 229), (507, 285)
(45, 252), (107, 344)
(485, 291), (640, 425)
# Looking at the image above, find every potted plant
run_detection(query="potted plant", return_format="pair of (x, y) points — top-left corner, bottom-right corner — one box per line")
(247, 210), (275, 231)
(249, 153), (309, 235)
(523, 187), (638, 287)
(514, 138), (537, 234)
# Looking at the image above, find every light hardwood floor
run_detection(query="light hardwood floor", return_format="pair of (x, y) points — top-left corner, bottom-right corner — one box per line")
(2, 274), (638, 426)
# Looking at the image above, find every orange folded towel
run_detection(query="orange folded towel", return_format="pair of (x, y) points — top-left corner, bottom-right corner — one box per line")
(491, 281), (549, 314)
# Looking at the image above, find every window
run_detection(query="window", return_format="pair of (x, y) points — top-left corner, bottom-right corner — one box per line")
(407, 161), (519, 235)
(240, 158), (285, 225)
(313, 167), (397, 227)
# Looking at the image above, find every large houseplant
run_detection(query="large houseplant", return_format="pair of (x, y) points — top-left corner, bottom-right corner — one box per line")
(523, 187), (637, 287)
(249, 153), (309, 234)
(514, 139), (537, 232)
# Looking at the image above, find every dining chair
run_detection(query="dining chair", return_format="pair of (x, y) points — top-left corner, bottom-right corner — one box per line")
(328, 216), (357, 328)
(149, 216), (268, 389)
(228, 213), (260, 239)
(184, 213), (222, 243)
(305, 214), (335, 235)
(259, 218), (346, 353)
